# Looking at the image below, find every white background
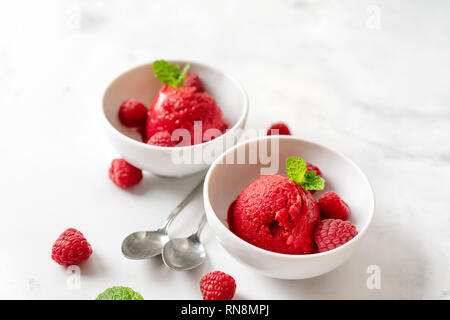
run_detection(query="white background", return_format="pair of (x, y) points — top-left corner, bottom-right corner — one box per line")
(0, 0), (449, 299)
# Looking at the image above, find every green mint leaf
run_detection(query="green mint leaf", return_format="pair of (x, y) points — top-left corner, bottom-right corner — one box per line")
(96, 286), (144, 300)
(300, 170), (325, 191)
(286, 157), (326, 190)
(153, 60), (190, 87)
(286, 157), (307, 184)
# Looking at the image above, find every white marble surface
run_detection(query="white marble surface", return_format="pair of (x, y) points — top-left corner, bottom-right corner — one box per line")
(0, 0), (449, 299)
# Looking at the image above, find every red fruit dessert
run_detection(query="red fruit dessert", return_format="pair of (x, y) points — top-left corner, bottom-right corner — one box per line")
(183, 72), (205, 92)
(228, 175), (320, 254)
(145, 85), (228, 145)
(267, 123), (291, 136)
(118, 98), (148, 127)
(147, 131), (176, 147)
(200, 271), (236, 300)
(109, 159), (143, 188)
(314, 219), (357, 252)
(318, 191), (350, 220)
(52, 228), (93, 266)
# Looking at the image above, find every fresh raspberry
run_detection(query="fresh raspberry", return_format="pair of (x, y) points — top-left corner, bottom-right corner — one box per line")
(200, 271), (236, 300)
(306, 162), (322, 195)
(314, 219), (357, 253)
(267, 123), (291, 136)
(118, 98), (148, 127)
(147, 131), (176, 147)
(318, 191), (350, 220)
(109, 159), (143, 188)
(306, 163), (322, 177)
(51, 228), (93, 266)
(184, 72), (205, 92)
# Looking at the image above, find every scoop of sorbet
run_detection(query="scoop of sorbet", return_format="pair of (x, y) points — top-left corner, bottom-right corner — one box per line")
(183, 72), (205, 92)
(145, 85), (228, 145)
(228, 175), (320, 254)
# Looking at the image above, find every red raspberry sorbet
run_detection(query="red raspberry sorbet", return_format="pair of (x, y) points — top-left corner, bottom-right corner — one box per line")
(183, 72), (205, 92)
(228, 175), (320, 254)
(145, 85), (228, 146)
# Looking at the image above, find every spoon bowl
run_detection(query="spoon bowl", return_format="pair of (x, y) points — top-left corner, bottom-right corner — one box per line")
(122, 230), (169, 260)
(121, 179), (204, 260)
(162, 214), (207, 271)
(162, 235), (206, 271)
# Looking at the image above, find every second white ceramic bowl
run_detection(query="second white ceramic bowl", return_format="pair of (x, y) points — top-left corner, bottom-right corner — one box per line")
(204, 136), (375, 279)
(102, 61), (248, 177)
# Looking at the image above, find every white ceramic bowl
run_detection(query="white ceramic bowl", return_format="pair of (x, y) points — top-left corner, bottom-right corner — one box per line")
(204, 136), (375, 279)
(102, 61), (248, 177)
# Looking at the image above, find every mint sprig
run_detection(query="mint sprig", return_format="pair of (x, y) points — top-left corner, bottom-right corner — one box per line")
(286, 157), (325, 191)
(96, 286), (144, 300)
(301, 170), (325, 190)
(153, 60), (190, 87)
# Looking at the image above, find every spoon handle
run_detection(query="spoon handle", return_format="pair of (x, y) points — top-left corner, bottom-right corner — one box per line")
(161, 178), (204, 233)
(194, 214), (207, 238)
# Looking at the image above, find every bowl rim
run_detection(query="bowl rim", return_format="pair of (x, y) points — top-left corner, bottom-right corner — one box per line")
(203, 135), (376, 260)
(101, 60), (249, 151)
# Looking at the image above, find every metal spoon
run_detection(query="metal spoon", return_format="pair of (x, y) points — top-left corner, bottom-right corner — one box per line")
(121, 179), (203, 260)
(162, 214), (207, 271)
